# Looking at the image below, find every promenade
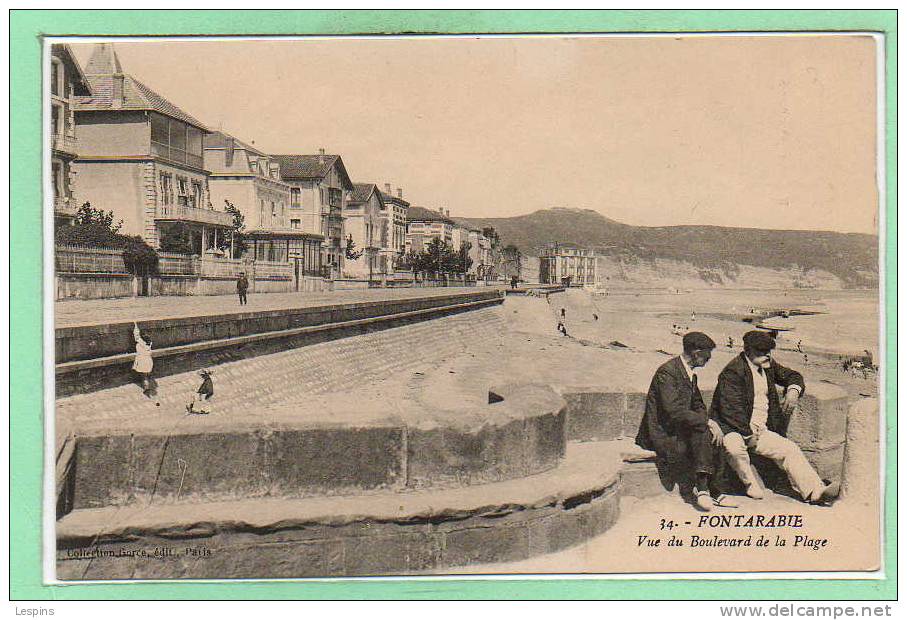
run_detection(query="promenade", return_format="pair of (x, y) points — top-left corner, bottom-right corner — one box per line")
(54, 287), (491, 328)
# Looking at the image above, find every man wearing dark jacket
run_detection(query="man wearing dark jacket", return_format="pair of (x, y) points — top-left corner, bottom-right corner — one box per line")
(236, 272), (249, 305)
(636, 332), (735, 511)
(710, 330), (833, 504)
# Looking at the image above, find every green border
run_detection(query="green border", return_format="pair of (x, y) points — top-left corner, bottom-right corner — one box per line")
(10, 9), (896, 600)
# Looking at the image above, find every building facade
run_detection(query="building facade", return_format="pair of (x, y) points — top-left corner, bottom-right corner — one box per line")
(72, 43), (233, 253)
(272, 152), (353, 278)
(538, 246), (597, 286)
(204, 131), (323, 275)
(343, 183), (383, 279)
(405, 206), (455, 254)
(50, 44), (92, 227)
(378, 184), (409, 274)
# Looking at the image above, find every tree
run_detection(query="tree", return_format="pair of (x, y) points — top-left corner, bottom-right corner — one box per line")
(345, 234), (364, 260)
(223, 199), (247, 258)
(55, 202), (158, 275)
(455, 241), (474, 275)
(482, 226), (501, 249)
(500, 244), (523, 278)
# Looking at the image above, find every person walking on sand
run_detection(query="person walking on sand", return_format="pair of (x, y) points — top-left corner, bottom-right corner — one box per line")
(132, 323), (157, 400)
(237, 272), (249, 306)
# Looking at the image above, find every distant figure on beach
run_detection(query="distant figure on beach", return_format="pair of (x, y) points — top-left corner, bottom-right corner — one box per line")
(237, 272), (249, 305)
(803, 354), (809, 365)
(636, 331), (735, 512)
(727, 337), (735, 348)
(560, 308), (566, 319)
(691, 310), (696, 322)
(132, 323), (157, 401)
(510, 275), (519, 289)
(186, 369), (214, 415)
(796, 340), (803, 353)
(556, 321), (568, 336)
(593, 313), (599, 321)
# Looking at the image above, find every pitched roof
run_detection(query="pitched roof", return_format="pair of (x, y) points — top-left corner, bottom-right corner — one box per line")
(349, 183), (385, 206)
(271, 154), (353, 189)
(407, 206), (455, 224)
(378, 190), (411, 208)
(51, 44), (91, 96)
(74, 43), (210, 131)
(204, 130), (264, 155)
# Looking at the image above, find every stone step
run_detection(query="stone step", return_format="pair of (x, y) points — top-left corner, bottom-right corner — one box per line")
(56, 440), (637, 580)
(57, 384), (566, 513)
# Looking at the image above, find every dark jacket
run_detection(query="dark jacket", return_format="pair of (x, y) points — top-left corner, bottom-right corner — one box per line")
(237, 275), (249, 292)
(709, 353), (805, 437)
(636, 356), (708, 454)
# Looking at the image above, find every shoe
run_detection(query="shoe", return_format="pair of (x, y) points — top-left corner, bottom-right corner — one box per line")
(810, 481), (840, 507)
(713, 494), (740, 508)
(745, 483), (765, 500)
(695, 490), (713, 511)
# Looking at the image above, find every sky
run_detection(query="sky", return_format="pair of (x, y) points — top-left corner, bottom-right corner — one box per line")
(71, 35), (879, 234)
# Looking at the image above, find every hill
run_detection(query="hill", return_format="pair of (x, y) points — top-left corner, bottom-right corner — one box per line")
(456, 208), (878, 288)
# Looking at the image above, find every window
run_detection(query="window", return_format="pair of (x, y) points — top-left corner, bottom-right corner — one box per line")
(52, 161), (62, 200)
(290, 219), (300, 229)
(191, 181), (204, 209)
(177, 177), (189, 207)
(290, 188), (301, 207)
(51, 59), (62, 97)
(51, 104), (63, 138)
(159, 173), (174, 206)
(260, 199), (266, 227)
(329, 188), (342, 207)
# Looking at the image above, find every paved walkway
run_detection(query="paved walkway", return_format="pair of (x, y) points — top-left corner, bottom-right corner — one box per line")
(54, 287), (495, 328)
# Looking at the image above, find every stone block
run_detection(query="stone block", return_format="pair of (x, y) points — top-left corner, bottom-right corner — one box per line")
(269, 427), (405, 495)
(802, 442), (846, 486)
(131, 432), (269, 504)
(341, 532), (443, 575)
(190, 539), (342, 579)
(71, 434), (132, 509)
(442, 523), (531, 566)
(525, 408), (567, 467)
(620, 461), (669, 498)
(564, 391), (625, 442)
(623, 392), (647, 438)
(787, 385), (849, 450)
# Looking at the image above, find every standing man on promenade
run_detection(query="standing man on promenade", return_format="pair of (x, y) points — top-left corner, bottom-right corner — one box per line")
(710, 330), (837, 505)
(636, 332), (735, 511)
(236, 272), (249, 306)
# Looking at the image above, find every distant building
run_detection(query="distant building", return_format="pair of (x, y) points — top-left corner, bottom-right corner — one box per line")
(468, 228), (495, 280)
(539, 246), (596, 286)
(343, 183), (383, 279)
(378, 184), (409, 273)
(272, 152), (353, 278)
(50, 44), (92, 228)
(204, 131), (323, 274)
(72, 43), (234, 252)
(405, 206), (454, 253)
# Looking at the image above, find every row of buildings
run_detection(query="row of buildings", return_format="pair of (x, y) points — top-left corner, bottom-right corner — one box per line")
(51, 43), (494, 282)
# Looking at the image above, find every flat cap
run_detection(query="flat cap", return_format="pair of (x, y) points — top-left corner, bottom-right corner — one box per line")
(743, 330), (776, 354)
(682, 331), (716, 351)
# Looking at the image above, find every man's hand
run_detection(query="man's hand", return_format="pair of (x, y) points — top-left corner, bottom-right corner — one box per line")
(782, 389), (801, 415)
(708, 419), (724, 446)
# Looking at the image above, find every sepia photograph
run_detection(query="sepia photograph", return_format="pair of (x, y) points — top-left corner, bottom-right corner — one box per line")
(47, 32), (884, 582)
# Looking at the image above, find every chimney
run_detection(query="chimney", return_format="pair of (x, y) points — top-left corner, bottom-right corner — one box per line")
(225, 137), (234, 167)
(111, 74), (125, 108)
(384, 183), (391, 194)
(397, 187), (403, 198)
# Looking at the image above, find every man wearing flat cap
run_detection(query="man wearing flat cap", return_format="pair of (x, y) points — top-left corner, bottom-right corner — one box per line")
(636, 331), (734, 512)
(710, 330), (835, 505)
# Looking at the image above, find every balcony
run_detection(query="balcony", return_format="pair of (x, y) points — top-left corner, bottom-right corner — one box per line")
(52, 133), (78, 156)
(151, 141), (204, 170)
(54, 196), (78, 216)
(156, 204), (234, 227)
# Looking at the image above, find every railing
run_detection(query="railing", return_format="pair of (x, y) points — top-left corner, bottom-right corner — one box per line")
(55, 245), (128, 274)
(254, 260), (293, 279)
(151, 142), (204, 170)
(157, 252), (196, 275)
(52, 133), (77, 154)
(156, 204), (234, 227)
(199, 257), (246, 278)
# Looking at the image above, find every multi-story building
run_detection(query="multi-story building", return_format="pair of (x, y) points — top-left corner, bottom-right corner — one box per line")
(204, 131), (323, 274)
(538, 245), (597, 286)
(343, 183), (383, 279)
(405, 206), (454, 253)
(467, 228), (495, 279)
(272, 152), (353, 278)
(378, 184), (409, 274)
(50, 44), (92, 227)
(72, 43), (234, 253)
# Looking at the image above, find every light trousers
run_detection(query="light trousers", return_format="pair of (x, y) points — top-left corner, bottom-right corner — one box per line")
(723, 430), (825, 501)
